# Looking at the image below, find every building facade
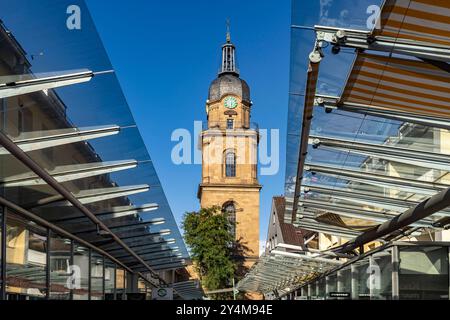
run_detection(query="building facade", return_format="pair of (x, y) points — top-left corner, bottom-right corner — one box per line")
(0, 1), (201, 300)
(198, 31), (261, 271)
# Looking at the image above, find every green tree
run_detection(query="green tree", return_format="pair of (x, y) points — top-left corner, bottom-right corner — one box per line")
(182, 206), (237, 299)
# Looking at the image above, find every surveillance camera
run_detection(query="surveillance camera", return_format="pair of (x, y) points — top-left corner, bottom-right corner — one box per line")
(331, 45), (341, 55)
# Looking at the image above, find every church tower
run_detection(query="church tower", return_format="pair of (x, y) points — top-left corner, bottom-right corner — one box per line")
(198, 27), (261, 272)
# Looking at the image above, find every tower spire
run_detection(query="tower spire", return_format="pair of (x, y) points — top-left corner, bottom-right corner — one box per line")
(219, 19), (239, 76)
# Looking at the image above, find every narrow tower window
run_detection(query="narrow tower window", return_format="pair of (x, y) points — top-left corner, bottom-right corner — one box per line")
(227, 119), (234, 129)
(225, 151), (236, 177)
(223, 202), (236, 238)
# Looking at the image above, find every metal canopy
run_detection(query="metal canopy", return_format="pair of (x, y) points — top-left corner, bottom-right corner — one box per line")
(0, 0), (190, 291)
(285, 0), (450, 258)
(310, 134), (450, 171)
(236, 243), (342, 294)
(1, 160), (138, 187)
(172, 280), (204, 300)
(341, 53), (450, 118)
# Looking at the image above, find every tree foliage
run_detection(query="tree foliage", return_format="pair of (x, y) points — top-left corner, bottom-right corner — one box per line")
(182, 206), (237, 297)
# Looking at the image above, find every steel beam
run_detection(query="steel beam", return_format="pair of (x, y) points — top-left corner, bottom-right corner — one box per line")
(0, 130), (163, 282)
(314, 25), (450, 62)
(32, 184), (150, 208)
(0, 125), (120, 155)
(310, 135), (450, 171)
(303, 184), (450, 217)
(71, 218), (165, 235)
(291, 46), (322, 223)
(315, 95), (450, 130)
(305, 164), (447, 195)
(338, 188), (450, 253)
(0, 69), (98, 99)
(1, 160), (138, 187)
(104, 239), (176, 252)
(54, 203), (159, 223)
(300, 198), (434, 228)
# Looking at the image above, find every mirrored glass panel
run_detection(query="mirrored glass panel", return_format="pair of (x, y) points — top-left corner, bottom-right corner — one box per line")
(399, 246), (449, 300)
(90, 251), (104, 300)
(6, 212), (47, 300)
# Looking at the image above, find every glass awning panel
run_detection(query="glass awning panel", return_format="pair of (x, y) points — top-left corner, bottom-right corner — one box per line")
(0, 0), (189, 276)
(172, 280), (204, 300)
(236, 244), (343, 294)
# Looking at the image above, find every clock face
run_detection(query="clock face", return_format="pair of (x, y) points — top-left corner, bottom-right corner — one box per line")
(224, 96), (238, 109)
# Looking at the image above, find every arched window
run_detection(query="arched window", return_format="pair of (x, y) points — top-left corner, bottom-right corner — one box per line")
(223, 202), (236, 238)
(225, 151), (236, 177)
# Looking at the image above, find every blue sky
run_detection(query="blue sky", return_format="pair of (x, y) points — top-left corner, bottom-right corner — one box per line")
(86, 0), (291, 252)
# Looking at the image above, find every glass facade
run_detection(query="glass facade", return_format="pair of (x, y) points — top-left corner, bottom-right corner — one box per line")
(290, 243), (450, 300)
(0, 208), (166, 300)
(6, 212), (47, 300)
(49, 233), (72, 300)
(0, 0), (193, 301)
(90, 252), (104, 300)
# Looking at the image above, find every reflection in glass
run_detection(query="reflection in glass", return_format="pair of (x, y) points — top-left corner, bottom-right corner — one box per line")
(353, 258), (370, 300)
(73, 243), (89, 300)
(326, 274), (337, 300)
(6, 212), (47, 300)
(49, 233), (71, 300)
(318, 277), (326, 299)
(116, 268), (126, 299)
(104, 259), (115, 299)
(337, 267), (351, 300)
(90, 252), (104, 300)
(371, 250), (392, 300)
(399, 246), (449, 300)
